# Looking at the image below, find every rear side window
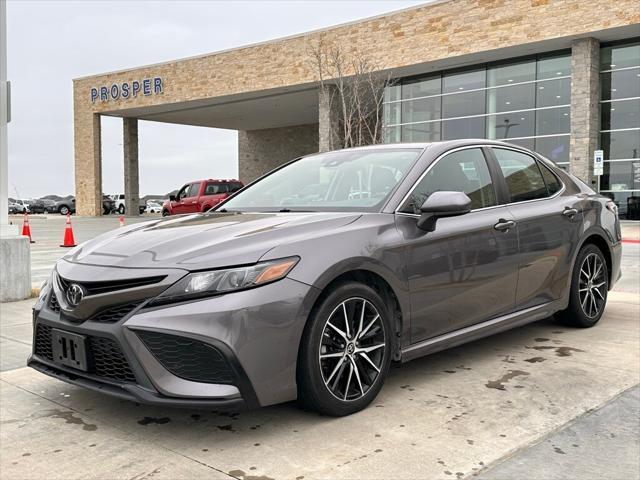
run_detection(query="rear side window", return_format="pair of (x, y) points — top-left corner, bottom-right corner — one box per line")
(493, 148), (548, 202)
(539, 163), (562, 195)
(401, 148), (496, 213)
(229, 182), (243, 193)
(205, 183), (228, 195)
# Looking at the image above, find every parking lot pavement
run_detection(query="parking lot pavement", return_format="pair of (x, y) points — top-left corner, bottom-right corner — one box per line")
(7, 214), (154, 288)
(478, 385), (640, 480)
(0, 287), (637, 479)
(1, 220), (638, 479)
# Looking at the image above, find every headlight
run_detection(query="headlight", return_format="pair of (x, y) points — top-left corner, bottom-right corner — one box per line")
(150, 257), (299, 305)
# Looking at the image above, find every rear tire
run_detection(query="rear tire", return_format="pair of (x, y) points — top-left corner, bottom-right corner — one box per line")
(557, 244), (609, 328)
(297, 281), (392, 416)
(59, 205), (69, 216)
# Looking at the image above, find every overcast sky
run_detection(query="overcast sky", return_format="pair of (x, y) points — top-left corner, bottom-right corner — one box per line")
(6, 0), (425, 198)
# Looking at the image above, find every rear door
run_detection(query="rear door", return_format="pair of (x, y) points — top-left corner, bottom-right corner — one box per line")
(489, 147), (583, 308)
(396, 146), (520, 343)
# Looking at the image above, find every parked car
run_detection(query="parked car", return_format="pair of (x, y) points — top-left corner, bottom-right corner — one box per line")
(112, 194), (146, 215)
(41, 199), (57, 213)
(8, 202), (24, 214)
(162, 179), (243, 216)
(24, 199), (46, 214)
(29, 141), (621, 416)
(53, 196), (113, 215)
(11, 199), (30, 214)
(145, 201), (163, 214)
(54, 198), (75, 216)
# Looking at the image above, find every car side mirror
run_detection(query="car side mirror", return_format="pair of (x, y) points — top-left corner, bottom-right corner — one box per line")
(169, 194), (176, 202)
(416, 191), (472, 232)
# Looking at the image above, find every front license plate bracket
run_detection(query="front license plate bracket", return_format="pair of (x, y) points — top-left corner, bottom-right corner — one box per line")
(51, 329), (89, 371)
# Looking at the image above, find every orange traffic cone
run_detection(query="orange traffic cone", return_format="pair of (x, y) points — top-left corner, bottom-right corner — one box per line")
(118, 216), (125, 227)
(60, 214), (77, 248)
(21, 213), (35, 243)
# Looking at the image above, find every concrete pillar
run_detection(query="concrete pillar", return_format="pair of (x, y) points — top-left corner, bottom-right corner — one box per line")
(123, 118), (139, 216)
(1, 0), (31, 302)
(74, 111), (102, 216)
(238, 124), (319, 184)
(318, 85), (342, 152)
(570, 37), (600, 189)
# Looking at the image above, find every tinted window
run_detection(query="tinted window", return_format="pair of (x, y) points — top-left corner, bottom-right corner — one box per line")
(187, 182), (201, 197)
(540, 163), (562, 195)
(205, 183), (229, 195)
(177, 185), (189, 200)
(229, 182), (243, 193)
(401, 148), (496, 213)
(493, 149), (548, 202)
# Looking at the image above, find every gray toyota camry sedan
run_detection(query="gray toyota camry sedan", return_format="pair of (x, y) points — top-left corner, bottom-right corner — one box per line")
(30, 140), (622, 416)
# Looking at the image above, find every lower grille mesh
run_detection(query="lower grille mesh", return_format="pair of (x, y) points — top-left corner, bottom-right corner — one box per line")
(34, 324), (136, 383)
(136, 331), (235, 384)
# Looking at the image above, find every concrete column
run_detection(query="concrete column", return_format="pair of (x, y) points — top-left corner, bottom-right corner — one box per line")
(238, 124), (319, 184)
(74, 111), (102, 216)
(570, 37), (600, 189)
(1, 0), (31, 301)
(123, 118), (139, 216)
(318, 85), (342, 152)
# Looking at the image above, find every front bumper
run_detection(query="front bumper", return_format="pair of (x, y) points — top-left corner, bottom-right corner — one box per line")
(30, 263), (317, 409)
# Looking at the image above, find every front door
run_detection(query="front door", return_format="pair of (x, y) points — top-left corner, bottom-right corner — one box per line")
(490, 147), (584, 308)
(396, 147), (520, 343)
(171, 184), (192, 215)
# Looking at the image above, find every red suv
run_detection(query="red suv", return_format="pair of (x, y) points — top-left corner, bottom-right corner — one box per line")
(162, 179), (243, 216)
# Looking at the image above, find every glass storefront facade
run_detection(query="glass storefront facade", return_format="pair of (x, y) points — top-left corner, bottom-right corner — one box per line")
(599, 40), (640, 220)
(383, 52), (572, 166)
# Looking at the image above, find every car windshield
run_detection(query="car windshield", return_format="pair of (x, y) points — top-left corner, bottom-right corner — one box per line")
(220, 148), (422, 212)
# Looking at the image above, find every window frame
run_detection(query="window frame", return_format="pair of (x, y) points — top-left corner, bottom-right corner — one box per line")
(394, 144), (566, 217)
(485, 146), (566, 205)
(395, 145), (503, 216)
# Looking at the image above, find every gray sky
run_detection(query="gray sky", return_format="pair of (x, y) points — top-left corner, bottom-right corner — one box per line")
(7, 0), (425, 198)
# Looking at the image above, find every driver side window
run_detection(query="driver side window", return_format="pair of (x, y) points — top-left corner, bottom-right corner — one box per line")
(401, 148), (496, 214)
(177, 185), (190, 200)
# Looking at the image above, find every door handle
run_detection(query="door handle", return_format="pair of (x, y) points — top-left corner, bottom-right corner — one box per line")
(494, 219), (516, 231)
(562, 207), (578, 218)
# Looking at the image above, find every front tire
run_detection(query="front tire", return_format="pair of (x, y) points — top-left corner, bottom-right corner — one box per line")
(118, 205), (125, 215)
(161, 209), (170, 217)
(297, 282), (392, 416)
(557, 244), (609, 328)
(59, 206), (69, 216)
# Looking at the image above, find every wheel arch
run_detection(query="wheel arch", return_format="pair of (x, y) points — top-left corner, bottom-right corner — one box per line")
(301, 263), (408, 359)
(576, 230), (613, 290)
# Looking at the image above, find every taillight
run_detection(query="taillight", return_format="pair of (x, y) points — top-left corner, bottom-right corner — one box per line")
(606, 201), (618, 216)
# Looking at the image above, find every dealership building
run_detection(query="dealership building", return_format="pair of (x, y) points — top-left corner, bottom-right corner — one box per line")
(73, 0), (640, 218)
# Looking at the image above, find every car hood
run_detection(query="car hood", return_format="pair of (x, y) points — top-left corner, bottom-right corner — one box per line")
(62, 211), (361, 270)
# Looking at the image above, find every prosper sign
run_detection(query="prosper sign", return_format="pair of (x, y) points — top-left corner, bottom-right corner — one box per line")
(90, 77), (163, 103)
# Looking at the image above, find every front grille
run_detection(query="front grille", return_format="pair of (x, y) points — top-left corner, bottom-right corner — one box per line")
(89, 301), (142, 323)
(34, 324), (54, 361)
(89, 337), (137, 382)
(58, 274), (165, 296)
(48, 293), (61, 313)
(136, 331), (235, 384)
(34, 323), (136, 383)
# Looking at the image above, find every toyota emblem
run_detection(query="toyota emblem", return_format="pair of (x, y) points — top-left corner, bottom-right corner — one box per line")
(66, 283), (84, 307)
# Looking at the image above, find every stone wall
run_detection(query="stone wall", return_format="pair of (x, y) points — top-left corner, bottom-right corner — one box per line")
(72, 0), (640, 214)
(570, 38), (600, 187)
(238, 124), (319, 184)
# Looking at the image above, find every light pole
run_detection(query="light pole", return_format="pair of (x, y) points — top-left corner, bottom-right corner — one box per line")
(0, 0), (31, 301)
